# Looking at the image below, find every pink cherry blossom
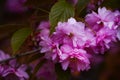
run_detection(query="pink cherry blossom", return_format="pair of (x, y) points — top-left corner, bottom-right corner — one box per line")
(0, 50), (29, 80)
(114, 11), (120, 28)
(37, 13), (120, 72)
(59, 44), (90, 72)
(8, 60), (29, 80)
(85, 7), (116, 30)
(38, 18), (93, 72)
(85, 7), (120, 53)
(54, 18), (95, 48)
(94, 27), (117, 53)
(36, 21), (50, 41)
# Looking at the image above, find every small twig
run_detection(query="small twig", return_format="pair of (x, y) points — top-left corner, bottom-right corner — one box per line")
(32, 7), (49, 14)
(0, 48), (41, 64)
(0, 24), (25, 28)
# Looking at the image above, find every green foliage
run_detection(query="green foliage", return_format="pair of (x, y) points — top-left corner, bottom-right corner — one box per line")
(55, 64), (71, 80)
(49, 0), (75, 33)
(101, 0), (120, 9)
(11, 27), (32, 54)
(76, 0), (90, 16)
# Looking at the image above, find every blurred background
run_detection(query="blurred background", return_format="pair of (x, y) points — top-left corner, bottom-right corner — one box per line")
(0, 0), (120, 80)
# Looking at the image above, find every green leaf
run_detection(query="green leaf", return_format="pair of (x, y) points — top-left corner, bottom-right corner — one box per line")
(49, 0), (75, 33)
(76, 0), (90, 16)
(55, 64), (71, 80)
(11, 27), (32, 54)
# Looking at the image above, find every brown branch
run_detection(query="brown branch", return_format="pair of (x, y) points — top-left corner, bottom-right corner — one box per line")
(0, 48), (41, 64)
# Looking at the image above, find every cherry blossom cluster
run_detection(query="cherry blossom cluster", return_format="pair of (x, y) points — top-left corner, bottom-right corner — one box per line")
(0, 50), (29, 80)
(37, 7), (120, 72)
